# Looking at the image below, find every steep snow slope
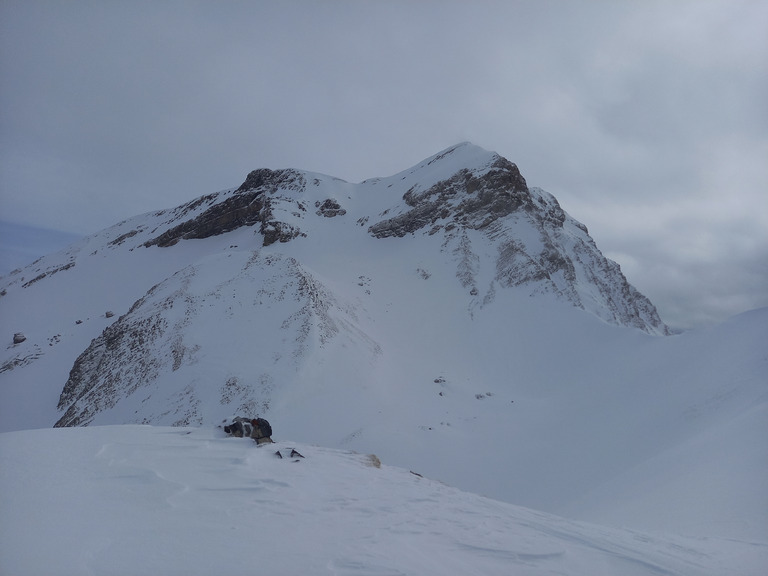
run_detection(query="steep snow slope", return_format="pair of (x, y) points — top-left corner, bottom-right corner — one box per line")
(1, 425), (765, 576)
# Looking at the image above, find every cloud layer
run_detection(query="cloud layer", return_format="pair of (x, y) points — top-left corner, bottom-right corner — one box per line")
(1, 0), (766, 328)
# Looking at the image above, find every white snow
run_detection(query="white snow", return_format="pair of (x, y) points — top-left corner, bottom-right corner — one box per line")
(2, 425), (765, 576)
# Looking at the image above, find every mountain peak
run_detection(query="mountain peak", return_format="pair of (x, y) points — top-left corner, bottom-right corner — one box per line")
(1, 142), (671, 435)
(383, 142), (505, 186)
(368, 151), (529, 238)
(235, 167), (306, 194)
(361, 147), (666, 334)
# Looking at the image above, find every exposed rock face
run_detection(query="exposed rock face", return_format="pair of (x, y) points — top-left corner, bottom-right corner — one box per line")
(144, 169), (306, 248)
(315, 199), (347, 217)
(144, 190), (265, 247)
(261, 220), (304, 246)
(21, 261), (75, 288)
(56, 286), (173, 427)
(235, 168), (305, 195)
(368, 157), (529, 238)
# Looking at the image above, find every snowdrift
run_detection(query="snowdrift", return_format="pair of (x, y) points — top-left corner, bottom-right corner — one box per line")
(1, 425), (765, 576)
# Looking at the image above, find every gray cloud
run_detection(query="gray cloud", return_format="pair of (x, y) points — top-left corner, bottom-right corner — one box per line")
(1, 0), (766, 329)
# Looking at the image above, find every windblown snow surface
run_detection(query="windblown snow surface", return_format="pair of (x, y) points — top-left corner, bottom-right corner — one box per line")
(1, 425), (765, 576)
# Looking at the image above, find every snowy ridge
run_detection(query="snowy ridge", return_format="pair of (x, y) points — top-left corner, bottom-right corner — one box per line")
(1, 425), (765, 576)
(54, 250), (380, 428)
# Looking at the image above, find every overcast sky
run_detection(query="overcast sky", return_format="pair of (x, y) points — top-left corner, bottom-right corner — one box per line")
(1, 0), (766, 329)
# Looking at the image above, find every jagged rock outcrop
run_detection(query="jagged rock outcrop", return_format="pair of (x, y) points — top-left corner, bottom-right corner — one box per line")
(55, 283), (174, 427)
(144, 190), (265, 247)
(235, 168), (306, 195)
(369, 157), (530, 238)
(315, 199), (347, 217)
(144, 169), (307, 248)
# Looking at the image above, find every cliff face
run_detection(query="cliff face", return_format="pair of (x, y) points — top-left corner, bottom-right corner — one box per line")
(143, 169), (308, 247)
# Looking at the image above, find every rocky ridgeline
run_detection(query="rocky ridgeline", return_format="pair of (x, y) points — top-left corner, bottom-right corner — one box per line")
(144, 169), (308, 248)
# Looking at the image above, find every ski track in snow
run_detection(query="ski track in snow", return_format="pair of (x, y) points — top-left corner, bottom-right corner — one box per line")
(1, 426), (766, 576)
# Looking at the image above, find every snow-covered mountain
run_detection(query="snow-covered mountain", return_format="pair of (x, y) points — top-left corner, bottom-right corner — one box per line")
(1, 143), (766, 552)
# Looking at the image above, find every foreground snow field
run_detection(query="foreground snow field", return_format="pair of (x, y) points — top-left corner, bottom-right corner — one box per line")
(1, 425), (765, 576)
